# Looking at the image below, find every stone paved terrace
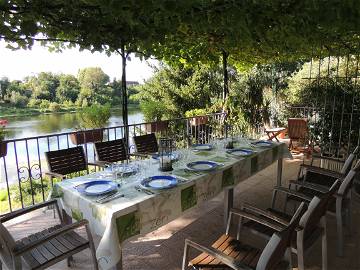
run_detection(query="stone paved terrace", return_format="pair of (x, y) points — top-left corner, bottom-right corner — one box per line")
(4, 156), (360, 270)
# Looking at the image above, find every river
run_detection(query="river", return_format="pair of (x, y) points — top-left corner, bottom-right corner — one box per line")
(4, 108), (144, 140)
(0, 108), (144, 187)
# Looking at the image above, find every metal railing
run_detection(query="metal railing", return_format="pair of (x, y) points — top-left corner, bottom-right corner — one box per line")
(288, 105), (360, 157)
(0, 113), (226, 215)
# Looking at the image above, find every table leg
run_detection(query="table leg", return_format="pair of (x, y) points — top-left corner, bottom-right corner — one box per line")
(277, 158), (283, 186)
(224, 188), (234, 227)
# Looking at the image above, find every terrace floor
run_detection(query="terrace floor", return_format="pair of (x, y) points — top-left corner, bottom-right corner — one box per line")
(5, 155), (360, 270)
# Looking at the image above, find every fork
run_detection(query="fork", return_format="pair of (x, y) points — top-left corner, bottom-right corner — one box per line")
(134, 185), (155, 195)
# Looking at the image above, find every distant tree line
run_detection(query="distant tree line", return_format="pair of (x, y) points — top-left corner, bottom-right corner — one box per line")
(0, 67), (139, 112)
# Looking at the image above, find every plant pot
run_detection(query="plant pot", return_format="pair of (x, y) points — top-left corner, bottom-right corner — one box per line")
(278, 131), (286, 139)
(190, 116), (208, 126)
(70, 129), (104, 145)
(145, 121), (169, 133)
(0, 141), (7, 157)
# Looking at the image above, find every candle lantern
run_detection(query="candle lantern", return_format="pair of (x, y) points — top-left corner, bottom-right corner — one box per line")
(225, 124), (234, 149)
(158, 138), (173, 172)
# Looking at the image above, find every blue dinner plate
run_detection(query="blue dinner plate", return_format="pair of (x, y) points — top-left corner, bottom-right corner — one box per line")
(186, 160), (219, 171)
(152, 152), (180, 161)
(141, 175), (178, 190)
(76, 180), (118, 196)
(251, 140), (273, 147)
(192, 144), (213, 151)
(226, 148), (254, 157)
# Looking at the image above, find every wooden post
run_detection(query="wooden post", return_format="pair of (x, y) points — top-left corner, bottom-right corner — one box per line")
(121, 44), (129, 150)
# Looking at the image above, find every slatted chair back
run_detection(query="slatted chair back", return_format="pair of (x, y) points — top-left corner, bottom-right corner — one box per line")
(256, 202), (306, 270)
(45, 146), (87, 176)
(288, 118), (308, 140)
(133, 133), (158, 154)
(300, 180), (341, 239)
(94, 138), (128, 163)
(0, 221), (17, 269)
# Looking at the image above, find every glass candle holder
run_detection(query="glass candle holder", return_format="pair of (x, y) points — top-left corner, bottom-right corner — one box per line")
(158, 138), (173, 172)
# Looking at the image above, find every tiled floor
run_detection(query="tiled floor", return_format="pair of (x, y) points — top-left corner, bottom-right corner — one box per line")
(4, 156), (360, 270)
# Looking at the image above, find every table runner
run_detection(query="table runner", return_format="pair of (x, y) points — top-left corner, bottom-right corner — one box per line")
(51, 141), (292, 269)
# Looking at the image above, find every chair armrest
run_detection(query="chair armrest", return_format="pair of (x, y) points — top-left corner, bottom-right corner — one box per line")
(13, 220), (89, 256)
(311, 155), (345, 164)
(300, 164), (344, 179)
(0, 200), (58, 223)
(236, 203), (289, 226)
(45, 171), (66, 179)
(289, 180), (330, 193)
(129, 152), (149, 158)
(230, 208), (285, 231)
(273, 186), (312, 202)
(185, 239), (253, 270)
(87, 161), (109, 168)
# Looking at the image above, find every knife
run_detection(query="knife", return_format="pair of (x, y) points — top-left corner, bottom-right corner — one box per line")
(96, 192), (124, 203)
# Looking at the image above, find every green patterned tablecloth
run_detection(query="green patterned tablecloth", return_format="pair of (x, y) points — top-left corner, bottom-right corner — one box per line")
(51, 142), (291, 270)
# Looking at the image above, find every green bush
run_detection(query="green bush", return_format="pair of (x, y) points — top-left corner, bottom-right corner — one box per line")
(39, 99), (51, 110)
(28, 98), (41, 108)
(79, 103), (111, 128)
(9, 91), (28, 107)
(48, 102), (61, 112)
(185, 108), (208, 117)
(140, 100), (166, 122)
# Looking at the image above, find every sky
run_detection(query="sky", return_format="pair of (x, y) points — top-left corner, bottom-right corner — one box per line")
(0, 41), (157, 83)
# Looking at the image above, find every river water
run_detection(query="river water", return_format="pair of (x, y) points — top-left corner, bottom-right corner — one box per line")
(0, 109), (144, 187)
(4, 108), (144, 140)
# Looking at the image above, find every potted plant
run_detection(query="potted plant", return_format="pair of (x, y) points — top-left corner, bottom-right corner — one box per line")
(0, 119), (8, 157)
(70, 104), (111, 145)
(140, 100), (168, 133)
(185, 109), (208, 126)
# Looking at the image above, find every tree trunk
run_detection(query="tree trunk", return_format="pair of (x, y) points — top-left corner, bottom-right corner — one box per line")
(121, 44), (129, 149)
(222, 50), (229, 101)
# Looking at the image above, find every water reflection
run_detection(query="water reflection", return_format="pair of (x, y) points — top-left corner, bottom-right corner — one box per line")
(5, 108), (143, 140)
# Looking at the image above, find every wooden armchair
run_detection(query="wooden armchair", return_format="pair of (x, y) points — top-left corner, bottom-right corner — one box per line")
(133, 133), (158, 156)
(238, 180), (340, 270)
(287, 118), (311, 153)
(297, 146), (359, 188)
(0, 200), (98, 270)
(94, 138), (128, 167)
(45, 146), (97, 181)
(282, 160), (360, 256)
(182, 203), (306, 270)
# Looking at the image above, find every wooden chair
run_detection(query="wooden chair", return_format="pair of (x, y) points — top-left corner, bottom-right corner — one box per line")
(182, 203), (306, 270)
(282, 160), (360, 256)
(239, 180), (340, 270)
(0, 200), (98, 270)
(133, 133), (158, 155)
(94, 138), (128, 167)
(297, 146), (359, 188)
(45, 146), (93, 181)
(287, 118), (311, 153)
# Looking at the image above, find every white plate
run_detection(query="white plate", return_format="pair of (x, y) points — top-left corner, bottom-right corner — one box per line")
(85, 183), (114, 194)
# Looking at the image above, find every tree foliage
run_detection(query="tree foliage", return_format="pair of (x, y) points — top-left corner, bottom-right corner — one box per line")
(1, 0), (360, 66)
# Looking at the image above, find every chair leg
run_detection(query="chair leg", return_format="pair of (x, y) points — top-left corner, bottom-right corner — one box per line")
(182, 242), (190, 270)
(85, 224), (99, 270)
(336, 200), (344, 257)
(0, 259), (2, 270)
(285, 247), (292, 270)
(297, 233), (305, 270)
(321, 216), (328, 270)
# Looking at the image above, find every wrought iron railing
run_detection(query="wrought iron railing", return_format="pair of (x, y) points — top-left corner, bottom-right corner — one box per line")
(288, 105), (360, 157)
(0, 113), (226, 214)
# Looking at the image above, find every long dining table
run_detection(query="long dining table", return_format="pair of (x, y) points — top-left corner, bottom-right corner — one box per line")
(51, 139), (292, 270)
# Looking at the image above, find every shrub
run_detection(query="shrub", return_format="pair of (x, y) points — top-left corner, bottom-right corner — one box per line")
(9, 91), (28, 107)
(79, 103), (111, 128)
(140, 100), (166, 122)
(39, 99), (51, 110)
(48, 102), (61, 112)
(27, 98), (41, 108)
